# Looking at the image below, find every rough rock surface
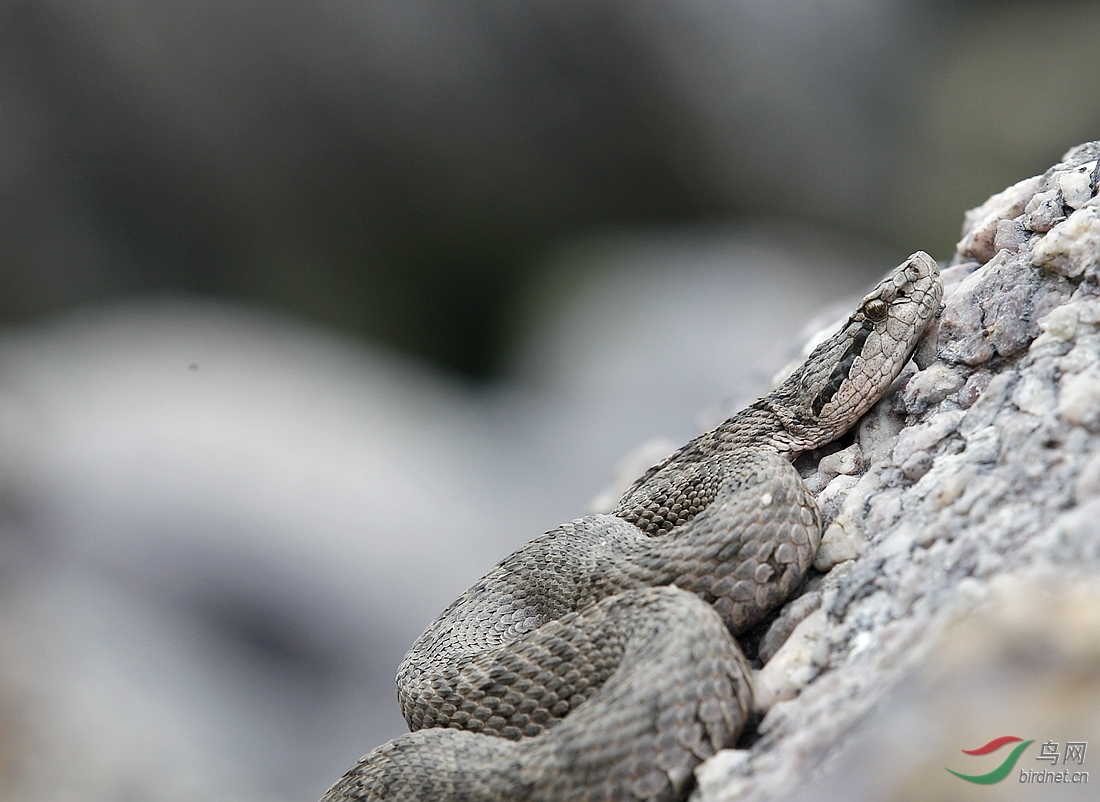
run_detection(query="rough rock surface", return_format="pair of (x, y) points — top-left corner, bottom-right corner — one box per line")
(694, 142), (1100, 800)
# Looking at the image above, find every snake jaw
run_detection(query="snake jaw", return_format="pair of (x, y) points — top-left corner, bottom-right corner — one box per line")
(769, 251), (943, 450)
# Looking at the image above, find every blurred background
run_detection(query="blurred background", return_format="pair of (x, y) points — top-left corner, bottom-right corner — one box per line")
(0, 0), (1097, 799)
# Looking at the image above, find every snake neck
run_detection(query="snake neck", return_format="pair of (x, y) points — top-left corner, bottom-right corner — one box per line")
(705, 403), (824, 458)
(743, 398), (847, 454)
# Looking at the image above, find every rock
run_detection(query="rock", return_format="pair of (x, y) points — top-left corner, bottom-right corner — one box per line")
(757, 591), (824, 665)
(816, 444), (863, 478)
(890, 409), (964, 481)
(753, 610), (826, 711)
(960, 424), (1000, 464)
(955, 369), (990, 409)
(1035, 302), (1081, 343)
(778, 573), (1100, 802)
(1074, 450), (1100, 501)
(1011, 371), (1056, 417)
(694, 750), (752, 801)
(816, 464), (893, 548)
(1056, 158), (1099, 209)
(693, 141), (1100, 801)
(956, 174), (1043, 263)
(814, 474), (860, 529)
(937, 260), (980, 296)
(1032, 202), (1100, 278)
(800, 471), (829, 495)
(993, 217), (1030, 254)
(896, 363), (965, 415)
(1023, 188), (1067, 232)
(813, 522), (863, 571)
(1058, 368), (1100, 432)
(855, 396), (905, 466)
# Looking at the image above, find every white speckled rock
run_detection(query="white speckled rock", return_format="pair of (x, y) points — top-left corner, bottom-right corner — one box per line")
(1032, 202), (1100, 278)
(693, 141), (1100, 802)
(1058, 369), (1100, 432)
(817, 444), (863, 478)
(813, 522), (863, 572)
(753, 610), (826, 711)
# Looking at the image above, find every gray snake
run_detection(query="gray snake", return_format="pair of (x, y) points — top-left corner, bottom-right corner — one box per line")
(322, 252), (943, 801)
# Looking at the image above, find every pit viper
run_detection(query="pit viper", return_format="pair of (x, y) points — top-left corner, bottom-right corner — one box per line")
(322, 251), (943, 801)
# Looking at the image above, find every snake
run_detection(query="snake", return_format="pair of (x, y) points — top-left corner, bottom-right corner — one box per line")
(321, 252), (943, 802)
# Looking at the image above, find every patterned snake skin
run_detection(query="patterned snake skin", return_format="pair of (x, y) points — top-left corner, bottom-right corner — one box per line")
(322, 252), (943, 801)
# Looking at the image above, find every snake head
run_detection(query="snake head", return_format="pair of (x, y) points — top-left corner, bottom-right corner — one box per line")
(766, 251), (943, 448)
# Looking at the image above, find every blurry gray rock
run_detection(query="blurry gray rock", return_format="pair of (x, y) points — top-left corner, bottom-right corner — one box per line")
(0, 0), (940, 360)
(5, 0), (1099, 380)
(694, 142), (1100, 800)
(0, 304), (518, 801)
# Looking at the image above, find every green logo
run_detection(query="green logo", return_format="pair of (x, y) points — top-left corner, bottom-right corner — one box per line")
(946, 736), (1035, 784)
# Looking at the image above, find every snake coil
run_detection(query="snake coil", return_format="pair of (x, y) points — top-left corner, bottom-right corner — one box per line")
(323, 252), (943, 802)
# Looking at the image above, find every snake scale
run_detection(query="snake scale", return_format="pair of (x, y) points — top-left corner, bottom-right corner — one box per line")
(322, 252), (943, 801)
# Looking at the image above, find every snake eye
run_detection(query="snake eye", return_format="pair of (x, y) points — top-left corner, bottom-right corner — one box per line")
(864, 298), (888, 321)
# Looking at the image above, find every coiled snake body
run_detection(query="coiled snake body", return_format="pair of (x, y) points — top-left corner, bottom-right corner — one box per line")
(323, 253), (943, 801)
